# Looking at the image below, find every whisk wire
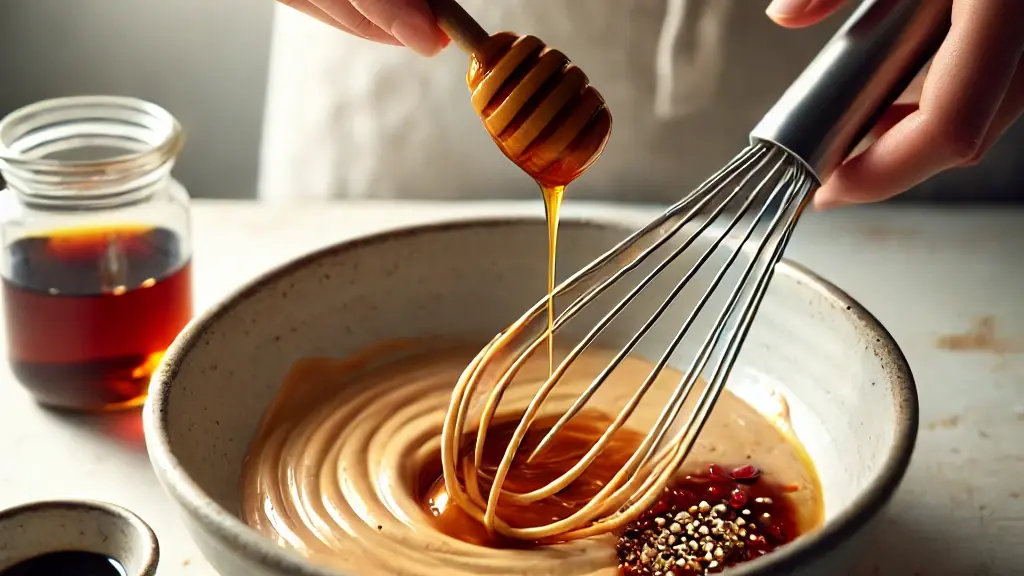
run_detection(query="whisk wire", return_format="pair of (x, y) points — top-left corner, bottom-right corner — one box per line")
(454, 147), (771, 497)
(671, 176), (812, 467)
(484, 151), (792, 515)
(443, 142), (818, 541)
(625, 160), (801, 475)
(556, 160), (812, 534)
(527, 147), (787, 462)
(474, 148), (778, 505)
(550, 162), (815, 541)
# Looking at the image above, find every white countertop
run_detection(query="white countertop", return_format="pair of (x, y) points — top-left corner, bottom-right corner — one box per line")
(1, 200), (1021, 575)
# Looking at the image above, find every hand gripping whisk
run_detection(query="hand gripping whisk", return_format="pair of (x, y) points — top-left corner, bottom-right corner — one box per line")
(441, 0), (951, 542)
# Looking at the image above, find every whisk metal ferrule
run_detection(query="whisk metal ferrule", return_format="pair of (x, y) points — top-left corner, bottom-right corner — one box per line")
(750, 0), (951, 182)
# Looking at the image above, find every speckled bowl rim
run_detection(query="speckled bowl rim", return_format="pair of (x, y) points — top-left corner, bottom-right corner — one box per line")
(144, 216), (918, 576)
(0, 498), (160, 576)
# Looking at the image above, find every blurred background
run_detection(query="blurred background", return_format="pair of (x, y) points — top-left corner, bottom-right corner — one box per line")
(0, 0), (273, 200)
(1, 0), (1020, 202)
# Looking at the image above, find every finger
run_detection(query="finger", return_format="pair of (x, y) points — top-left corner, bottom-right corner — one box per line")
(849, 102), (918, 156)
(814, 0), (1024, 209)
(302, 0), (403, 45)
(278, 0), (345, 30)
(963, 58), (1024, 166)
(278, 0), (400, 44)
(847, 66), (927, 155)
(345, 0), (448, 56)
(894, 64), (928, 105)
(766, 0), (848, 29)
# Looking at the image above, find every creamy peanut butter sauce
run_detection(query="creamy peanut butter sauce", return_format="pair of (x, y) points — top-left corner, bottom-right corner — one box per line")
(241, 341), (822, 575)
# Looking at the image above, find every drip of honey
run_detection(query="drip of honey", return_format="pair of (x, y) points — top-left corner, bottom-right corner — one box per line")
(542, 185), (564, 374)
(465, 39), (612, 374)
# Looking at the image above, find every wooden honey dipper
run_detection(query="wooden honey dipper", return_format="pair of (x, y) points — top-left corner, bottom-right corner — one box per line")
(427, 0), (612, 188)
(426, 0), (613, 381)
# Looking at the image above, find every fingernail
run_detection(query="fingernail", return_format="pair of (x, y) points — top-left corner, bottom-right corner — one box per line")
(812, 194), (849, 211)
(766, 0), (814, 18)
(391, 19), (444, 57)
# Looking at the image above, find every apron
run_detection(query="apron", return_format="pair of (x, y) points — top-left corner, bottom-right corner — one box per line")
(258, 1), (850, 203)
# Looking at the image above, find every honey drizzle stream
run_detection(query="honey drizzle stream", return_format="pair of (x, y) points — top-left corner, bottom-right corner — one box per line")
(541, 185), (564, 375)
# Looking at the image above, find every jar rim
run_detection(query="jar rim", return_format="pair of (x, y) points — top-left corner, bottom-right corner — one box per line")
(0, 95), (184, 174)
(0, 95), (185, 208)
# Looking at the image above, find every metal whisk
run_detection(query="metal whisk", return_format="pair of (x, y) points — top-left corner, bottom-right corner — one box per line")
(441, 0), (951, 542)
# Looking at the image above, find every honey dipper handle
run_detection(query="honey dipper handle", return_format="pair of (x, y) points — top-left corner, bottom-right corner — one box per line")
(427, 0), (491, 60)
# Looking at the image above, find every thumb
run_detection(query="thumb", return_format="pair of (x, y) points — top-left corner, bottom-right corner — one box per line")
(766, 0), (848, 29)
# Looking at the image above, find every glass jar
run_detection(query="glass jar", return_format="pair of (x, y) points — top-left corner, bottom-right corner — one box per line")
(0, 96), (193, 411)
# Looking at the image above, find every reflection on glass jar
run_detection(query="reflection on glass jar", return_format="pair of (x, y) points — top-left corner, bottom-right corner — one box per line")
(0, 96), (193, 411)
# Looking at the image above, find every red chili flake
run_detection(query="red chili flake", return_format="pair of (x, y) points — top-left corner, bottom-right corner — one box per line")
(767, 522), (788, 541)
(707, 484), (725, 500)
(729, 486), (748, 509)
(731, 464), (761, 482)
(708, 464), (730, 479)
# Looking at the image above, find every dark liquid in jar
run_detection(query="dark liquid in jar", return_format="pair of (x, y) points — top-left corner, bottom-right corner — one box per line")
(0, 550), (127, 576)
(2, 226), (192, 410)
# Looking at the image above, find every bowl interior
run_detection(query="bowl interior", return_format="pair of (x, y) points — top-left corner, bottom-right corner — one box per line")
(150, 218), (914, 572)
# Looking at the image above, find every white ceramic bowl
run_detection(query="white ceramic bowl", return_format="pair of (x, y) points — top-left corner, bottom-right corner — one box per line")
(144, 217), (916, 576)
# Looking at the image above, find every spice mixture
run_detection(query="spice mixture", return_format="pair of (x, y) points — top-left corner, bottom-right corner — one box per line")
(617, 463), (802, 575)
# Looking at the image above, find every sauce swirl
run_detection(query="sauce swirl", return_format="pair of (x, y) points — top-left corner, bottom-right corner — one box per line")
(241, 343), (822, 575)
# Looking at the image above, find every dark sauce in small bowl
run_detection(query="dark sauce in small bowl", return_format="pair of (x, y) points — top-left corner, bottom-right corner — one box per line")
(0, 551), (126, 576)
